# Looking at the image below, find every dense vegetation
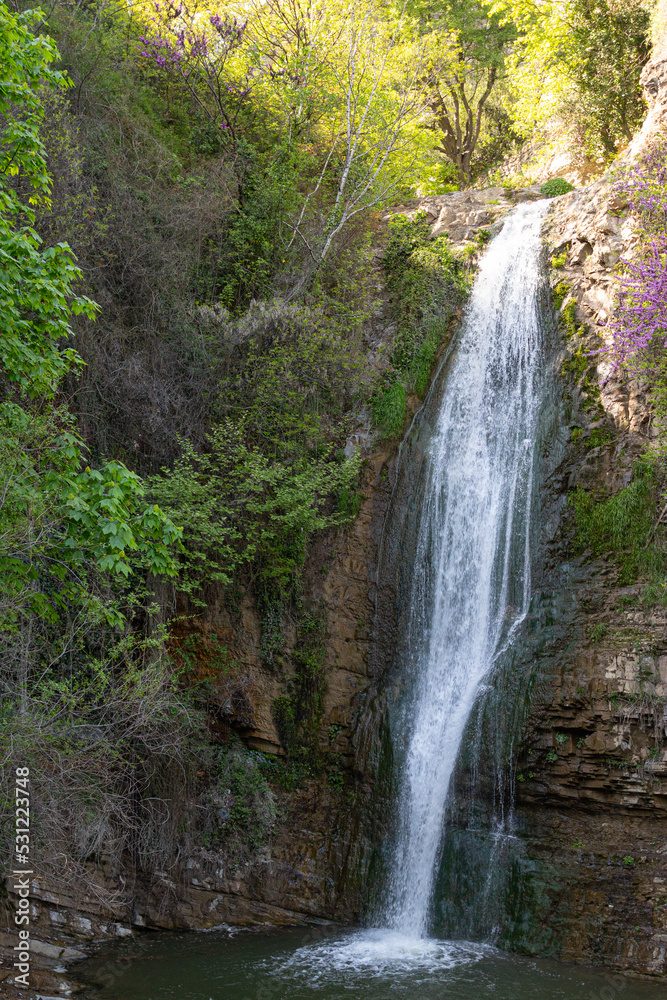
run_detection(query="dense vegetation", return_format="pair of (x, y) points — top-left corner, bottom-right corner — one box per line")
(0, 0), (661, 892)
(567, 137), (667, 599)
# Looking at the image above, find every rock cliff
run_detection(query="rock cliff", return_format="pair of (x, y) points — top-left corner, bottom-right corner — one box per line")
(498, 67), (667, 976)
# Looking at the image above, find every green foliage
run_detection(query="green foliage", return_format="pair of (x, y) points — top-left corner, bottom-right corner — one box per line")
(149, 424), (360, 605)
(383, 214), (469, 325)
(146, 295), (369, 605)
(0, 2), (180, 623)
(491, 0), (651, 161)
(0, 407), (180, 634)
(376, 213), (471, 430)
(198, 144), (296, 313)
(208, 744), (276, 850)
(561, 300), (579, 339)
(590, 622), (609, 642)
(562, 345), (588, 378)
(0, 4), (96, 396)
(411, 0), (518, 186)
(546, 749), (558, 763)
(272, 694), (297, 752)
(372, 380), (407, 439)
(327, 762), (345, 792)
(0, 0), (189, 891)
(541, 178), (574, 198)
(335, 482), (362, 522)
(569, 457), (665, 584)
(640, 581), (667, 608)
(553, 281), (570, 311)
(587, 428), (613, 449)
(566, 0), (651, 155)
(272, 610), (327, 756)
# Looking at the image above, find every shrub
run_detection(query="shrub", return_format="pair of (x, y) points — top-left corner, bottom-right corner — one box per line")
(372, 380), (407, 439)
(569, 457), (664, 583)
(212, 745), (276, 850)
(540, 178), (575, 197)
(0, 645), (207, 886)
(381, 214), (470, 402)
(590, 622), (609, 642)
(149, 422), (361, 605)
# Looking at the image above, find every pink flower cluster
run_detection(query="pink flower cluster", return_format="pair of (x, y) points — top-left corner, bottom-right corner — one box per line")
(139, 2), (246, 69)
(602, 140), (667, 375)
(607, 239), (667, 374)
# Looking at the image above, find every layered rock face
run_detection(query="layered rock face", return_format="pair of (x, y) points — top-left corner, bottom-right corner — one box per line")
(502, 97), (667, 975)
(512, 569), (667, 976)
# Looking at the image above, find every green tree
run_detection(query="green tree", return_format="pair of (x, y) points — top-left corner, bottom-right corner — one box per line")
(566, 0), (650, 155)
(411, 0), (516, 186)
(0, 0), (181, 627)
(488, 0), (651, 158)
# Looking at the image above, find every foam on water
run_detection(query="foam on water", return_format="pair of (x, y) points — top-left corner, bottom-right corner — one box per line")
(271, 929), (488, 983)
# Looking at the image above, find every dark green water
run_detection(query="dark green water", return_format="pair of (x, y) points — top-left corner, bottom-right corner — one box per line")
(76, 927), (666, 1000)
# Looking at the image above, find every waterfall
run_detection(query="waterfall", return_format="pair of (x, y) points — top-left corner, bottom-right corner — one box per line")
(381, 199), (550, 939)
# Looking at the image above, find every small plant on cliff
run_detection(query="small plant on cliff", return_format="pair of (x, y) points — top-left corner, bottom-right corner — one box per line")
(220, 745), (276, 848)
(590, 622), (609, 642)
(568, 456), (665, 584)
(379, 213), (470, 420)
(540, 178), (574, 198)
(372, 377), (407, 439)
(272, 609), (328, 758)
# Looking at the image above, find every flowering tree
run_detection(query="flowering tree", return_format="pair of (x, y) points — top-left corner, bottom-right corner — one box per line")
(602, 141), (667, 388)
(614, 142), (667, 232)
(606, 241), (667, 375)
(140, 2), (250, 187)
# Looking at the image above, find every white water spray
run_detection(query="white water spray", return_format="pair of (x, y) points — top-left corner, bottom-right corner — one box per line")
(382, 200), (549, 937)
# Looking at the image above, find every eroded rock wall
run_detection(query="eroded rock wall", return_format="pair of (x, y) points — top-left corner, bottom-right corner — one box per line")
(501, 90), (667, 976)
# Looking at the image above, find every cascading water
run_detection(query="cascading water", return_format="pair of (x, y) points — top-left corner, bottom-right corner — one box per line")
(380, 199), (551, 939)
(264, 199), (557, 978)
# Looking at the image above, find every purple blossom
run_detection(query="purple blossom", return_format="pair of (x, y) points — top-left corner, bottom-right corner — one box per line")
(602, 238), (667, 375)
(599, 138), (667, 375)
(138, 3), (251, 132)
(613, 139), (667, 231)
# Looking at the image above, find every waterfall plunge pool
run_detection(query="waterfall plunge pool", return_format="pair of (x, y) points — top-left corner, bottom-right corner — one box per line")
(76, 926), (666, 999)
